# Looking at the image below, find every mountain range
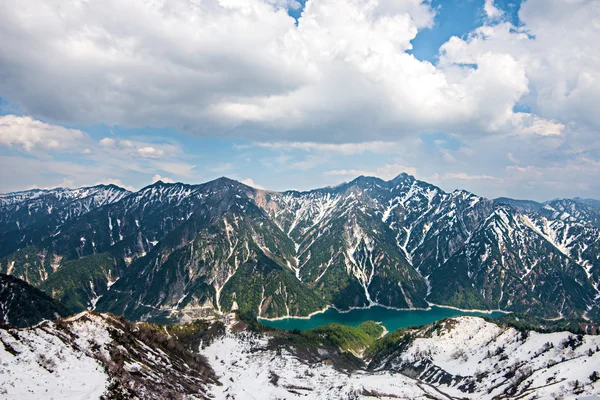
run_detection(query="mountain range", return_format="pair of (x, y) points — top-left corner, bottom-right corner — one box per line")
(1, 173), (599, 323)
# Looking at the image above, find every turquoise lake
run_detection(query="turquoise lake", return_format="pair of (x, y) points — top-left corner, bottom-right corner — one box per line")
(259, 306), (506, 333)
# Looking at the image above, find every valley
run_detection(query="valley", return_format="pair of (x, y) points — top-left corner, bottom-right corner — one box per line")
(1, 173), (599, 324)
(1, 174), (600, 399)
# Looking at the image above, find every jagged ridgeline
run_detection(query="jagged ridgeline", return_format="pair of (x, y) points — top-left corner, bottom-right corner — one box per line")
(1, 174), (600, 322)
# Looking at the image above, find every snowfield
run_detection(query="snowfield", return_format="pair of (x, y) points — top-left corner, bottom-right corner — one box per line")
(1, 313), (599, 399)
(203, 333), (440, 399)
(0, 312), (214, 400)
(0, 317), (109, 399)
(203, 316), (600, 400)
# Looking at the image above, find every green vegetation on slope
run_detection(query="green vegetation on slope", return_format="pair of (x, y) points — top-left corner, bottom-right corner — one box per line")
(0, 273), (70, 327)
(269, 320), (384, 354)
(39, 253), (125, 312)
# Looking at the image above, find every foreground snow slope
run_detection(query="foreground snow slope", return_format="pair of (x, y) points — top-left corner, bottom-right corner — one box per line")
(1, 313), (599, 399)
(204, 316), (600, 400)
(0, 312), (216, 400)
(369, 316), (600, 399)
(0, 314), (110, 399)
(0, 321), (108, 399)
(203, 332), (443, 399)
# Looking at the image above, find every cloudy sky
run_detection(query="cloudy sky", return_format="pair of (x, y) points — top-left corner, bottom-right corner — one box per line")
(0, 0), (599, 201)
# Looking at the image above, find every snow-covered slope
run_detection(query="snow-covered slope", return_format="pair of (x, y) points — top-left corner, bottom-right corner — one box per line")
(203, 329), (443, 399)
(0, 184), (130, 232)
(368, 316), (600, 399)
(0, 184), (131, 259)
(0, 312), (217, 399)
(1, 311), (599, 399)
(202, 314), (600, 399)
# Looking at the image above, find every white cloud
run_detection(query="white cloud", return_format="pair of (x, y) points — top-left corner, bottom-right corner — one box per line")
(210, 163), (235, 173)
(0, 114), (86, 151)
(483, 0), (503, 20)
(152, 161), (197, 178)
(325, 163), (417, 181)
(151, 174), (175, 184)
(0, 0), (575, 143)
(431, 172), (500, 181)
(58, 178), (75, 188)
(137, 146), (165, 158)
(96, 178), (136, 191)
(0, 0), (598, 199)
(241, 178), (264, 189)
(441, 150), (457, 163)
(0, 115), (199, 191)
(249, 141), (405, 155)
(511, 113), (564, 136)
(288, 155), (326, 171)
(99, 137), (115, 147)
(440, 0), (600, 132)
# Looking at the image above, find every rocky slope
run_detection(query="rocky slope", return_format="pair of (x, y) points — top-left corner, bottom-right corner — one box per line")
(1, 175), (599, 321)
(0, 185), (130, 258)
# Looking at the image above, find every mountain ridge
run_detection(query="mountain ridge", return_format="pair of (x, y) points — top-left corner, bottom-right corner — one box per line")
(1, 174), (600, 322)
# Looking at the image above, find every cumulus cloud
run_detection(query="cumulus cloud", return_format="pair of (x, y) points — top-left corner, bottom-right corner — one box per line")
(0, 115), (86, 151)
(0, 0), (599, 199)
(151, 174), (175, 184)
(96, 178), (136, 191)
(440, 0), (600, 132)
(0, 0), (577, 142)
(99, 138), (115, 147)
(241, 178), (264, 189)
(483, 0), (503, 20)
(137, 146), (165, 158)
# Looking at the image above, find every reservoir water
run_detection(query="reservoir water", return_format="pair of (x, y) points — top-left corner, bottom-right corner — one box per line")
(259, 306), (505, 333)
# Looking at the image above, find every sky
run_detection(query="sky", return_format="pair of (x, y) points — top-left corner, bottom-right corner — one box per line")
(0, 0), (599, 201)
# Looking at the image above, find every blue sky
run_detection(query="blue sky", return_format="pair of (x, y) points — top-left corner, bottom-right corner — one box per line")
(0, 0), (598, 201)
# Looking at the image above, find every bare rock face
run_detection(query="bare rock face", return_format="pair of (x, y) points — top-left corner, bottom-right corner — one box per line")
(1, 174), (599, 322)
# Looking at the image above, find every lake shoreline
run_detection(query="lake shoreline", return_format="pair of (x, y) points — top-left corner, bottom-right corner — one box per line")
(258, 302), (509, 322)
(259, 304), (507, 332)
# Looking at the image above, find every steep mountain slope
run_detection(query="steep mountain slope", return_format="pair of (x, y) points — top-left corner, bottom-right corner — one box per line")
(257, 176), (431, 310)
(257, 174), (495, 311)
(575, 197), (600, 209)
(1, 179), (262, 314)
(544, 198), (600, 228)
(96, 196), (325, 320)
(0, 185), (130, 257)
(429, 206), (597, 318)
(1, 175), (600, 322)
(0, 273), (69, 327)
(0, 312), (218, 399)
